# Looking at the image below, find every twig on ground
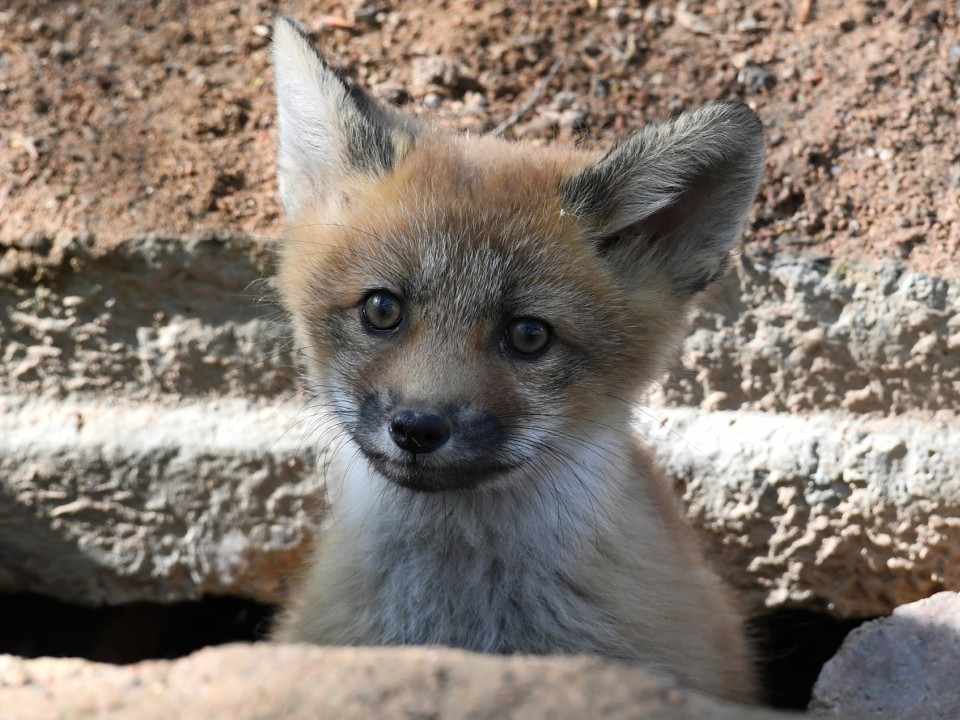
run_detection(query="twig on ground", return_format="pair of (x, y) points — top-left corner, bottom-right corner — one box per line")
(489, 58), (564, 137)
(894, 0), (916, 23)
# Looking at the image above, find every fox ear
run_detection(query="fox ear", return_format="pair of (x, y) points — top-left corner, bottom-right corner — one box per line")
(272, 17), (416, 218)
(561, 103), (764, 296)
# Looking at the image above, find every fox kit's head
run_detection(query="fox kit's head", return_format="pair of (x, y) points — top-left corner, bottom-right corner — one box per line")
(272, 18), (764, 494)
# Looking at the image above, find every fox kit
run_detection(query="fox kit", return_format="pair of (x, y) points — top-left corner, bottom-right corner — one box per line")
(270, 17), (764, 703)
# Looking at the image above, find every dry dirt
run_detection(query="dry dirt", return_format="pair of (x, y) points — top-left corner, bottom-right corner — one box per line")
(1, 0), (958, 278)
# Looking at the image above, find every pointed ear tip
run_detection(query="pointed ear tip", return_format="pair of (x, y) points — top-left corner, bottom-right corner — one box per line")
(272, 16), (299, 56)
(705, 101), (762, 131)
(273, 15), (299, 35)
(272, 16), (315, 52)
(705, 102), (765, 161)
(272, 16), (332, 78)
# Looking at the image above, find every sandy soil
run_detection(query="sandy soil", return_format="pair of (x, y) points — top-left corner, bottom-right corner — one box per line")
(1, 1), (958, 277)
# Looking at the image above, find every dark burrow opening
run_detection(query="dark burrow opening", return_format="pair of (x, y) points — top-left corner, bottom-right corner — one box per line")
(0, 593), (276, 665)
(0, 592), (864, 711)
(754, 610), (864, 709)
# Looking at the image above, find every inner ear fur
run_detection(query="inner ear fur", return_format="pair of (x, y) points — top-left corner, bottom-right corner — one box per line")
(272, 16), (417, 218)
(561, 102), (765, 296)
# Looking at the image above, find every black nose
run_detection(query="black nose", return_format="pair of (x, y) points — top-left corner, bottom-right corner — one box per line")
(389, 409), (450, 454)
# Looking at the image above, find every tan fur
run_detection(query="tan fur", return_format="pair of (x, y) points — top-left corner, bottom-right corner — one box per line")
(271, 16), (764, 705)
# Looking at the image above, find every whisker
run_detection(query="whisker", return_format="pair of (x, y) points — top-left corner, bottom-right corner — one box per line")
(603, 392), (722, 471)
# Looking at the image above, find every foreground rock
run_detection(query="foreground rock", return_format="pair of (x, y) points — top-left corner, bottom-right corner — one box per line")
(810, 592), (960, 718)
(0, 643), (831, 719)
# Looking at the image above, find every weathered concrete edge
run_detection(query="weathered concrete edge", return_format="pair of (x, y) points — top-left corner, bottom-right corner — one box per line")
(0, 643), (846, 720)
(641, 408), (960, 617)
(1, 235), (294, 399)
(655, 249), (959, 414)
(3, 236), (958, 412)
(2, 394), (957, 616)
(0, 395), (323, 605)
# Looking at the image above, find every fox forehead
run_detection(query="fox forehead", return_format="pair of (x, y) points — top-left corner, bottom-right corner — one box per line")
(282, 133), (631, 328)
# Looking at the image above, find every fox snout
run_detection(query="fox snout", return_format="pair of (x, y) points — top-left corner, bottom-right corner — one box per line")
(356, 393), (512, 492)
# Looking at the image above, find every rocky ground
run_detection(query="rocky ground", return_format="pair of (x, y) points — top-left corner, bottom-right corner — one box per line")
(2, 0), (958, 276)
(1, 0), (959, 717)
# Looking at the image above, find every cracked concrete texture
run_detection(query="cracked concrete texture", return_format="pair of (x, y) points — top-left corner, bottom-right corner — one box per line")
(656, 248), (960, 414)
(641, 410), (960, 618)
(3, 238), (958, 413)
(0, 643), (842, 720)
(0, 395), (321, 605)
(2, 394), (957, 617)
(1, 238), (958, 613)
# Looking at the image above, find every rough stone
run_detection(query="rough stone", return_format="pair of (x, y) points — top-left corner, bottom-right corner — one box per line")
(655, 254), (960, 415)
(0, 236), (292, 399)
(0, 643), (841, 719)
(2, 393), (957, 615)
(810, 592), (960, 718)
(0, 395), (321, 605)
(4, 239), (957, 414)
(644, 410), (960, 618)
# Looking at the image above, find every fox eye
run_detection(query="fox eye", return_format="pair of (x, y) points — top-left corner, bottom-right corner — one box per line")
(505, 318), (551, 357)
(362, 290), (403, 331)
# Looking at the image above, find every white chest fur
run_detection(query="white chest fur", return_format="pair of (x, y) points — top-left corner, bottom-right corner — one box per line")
(325, 434), (632, 655)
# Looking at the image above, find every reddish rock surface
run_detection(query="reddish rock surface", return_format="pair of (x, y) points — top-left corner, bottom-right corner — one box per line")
(0, 643), (809, 719)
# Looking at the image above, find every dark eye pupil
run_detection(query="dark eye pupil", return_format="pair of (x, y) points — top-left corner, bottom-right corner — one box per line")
(506, 319), (550, 355)
(363, 292), (402, 330)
